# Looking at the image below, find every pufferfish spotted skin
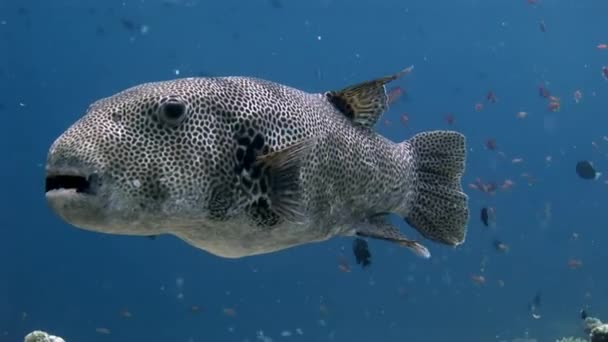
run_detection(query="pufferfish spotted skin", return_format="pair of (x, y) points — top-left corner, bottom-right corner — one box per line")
(45, 66), (469, 258)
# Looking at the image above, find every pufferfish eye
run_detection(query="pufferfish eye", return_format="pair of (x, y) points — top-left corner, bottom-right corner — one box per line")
(158, 98), (188, 126)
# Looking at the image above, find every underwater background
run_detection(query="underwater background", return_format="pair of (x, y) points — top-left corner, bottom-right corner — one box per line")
(2, 0), (608, 341)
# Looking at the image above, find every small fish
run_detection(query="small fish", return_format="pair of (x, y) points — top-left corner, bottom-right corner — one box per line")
(222, 307), (237, 317)
(493, 239), (509, 252)
(352, 238), (371, 268)
(470, 274), (486, 285)
(486, 91), (498, 103)
(444, 113), (455, 125)
(387, 86), (404, 105)
(485, 138), (497, 150)
(568, 258), (583, 269)
(146, 235), (157, 240)
(580, 308), (588, 320)
(576, 160), (600, 180)
(95, 327), (111, 335)
(528, 291), (542, 318)
(480, 207), (489, 227)
(538, 85), (550, 98)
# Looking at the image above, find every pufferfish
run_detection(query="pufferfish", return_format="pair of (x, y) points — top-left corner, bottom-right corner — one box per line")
(44, 66), (469, 259)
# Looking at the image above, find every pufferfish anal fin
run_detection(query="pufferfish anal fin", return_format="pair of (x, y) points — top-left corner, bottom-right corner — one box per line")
(255, 138), (316, 224)
(354, 214), (431, 259)
(324, 65), (414, 128)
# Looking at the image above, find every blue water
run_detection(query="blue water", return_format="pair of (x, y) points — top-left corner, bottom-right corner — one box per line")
(2, 0), (608, 341)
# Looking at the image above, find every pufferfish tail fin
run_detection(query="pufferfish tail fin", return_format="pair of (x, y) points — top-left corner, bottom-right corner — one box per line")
(402, 131), (469, 246)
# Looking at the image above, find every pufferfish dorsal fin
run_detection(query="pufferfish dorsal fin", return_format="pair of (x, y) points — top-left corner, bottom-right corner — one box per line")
(324, 65), (414, 128)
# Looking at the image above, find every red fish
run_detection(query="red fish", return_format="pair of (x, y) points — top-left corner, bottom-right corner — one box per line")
(486, 91), (498, 103)
(387, 86), (404, 105)
(445, 113), (455, 125)
(538, 84), (550, 98)
(485, 138), (497, 150)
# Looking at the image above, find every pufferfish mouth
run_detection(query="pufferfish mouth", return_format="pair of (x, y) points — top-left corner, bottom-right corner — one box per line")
(45, 172), (100, 195)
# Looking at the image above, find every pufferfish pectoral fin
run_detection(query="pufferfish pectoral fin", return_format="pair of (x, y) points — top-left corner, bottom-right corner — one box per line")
(255, 138), (316, 224)
(324, 65), (414, 128)
(354, 215), (431, 259)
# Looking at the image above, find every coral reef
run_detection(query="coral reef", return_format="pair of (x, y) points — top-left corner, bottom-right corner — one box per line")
(590, 324), (608, 342)
(23, 330), (66, 342)
(556, 337), (587, 342)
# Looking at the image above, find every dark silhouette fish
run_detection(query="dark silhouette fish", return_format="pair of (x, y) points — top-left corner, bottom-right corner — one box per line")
(353, 238), (371, 268)
(480, 207), (489, 227)
(576, 161), (599, 180)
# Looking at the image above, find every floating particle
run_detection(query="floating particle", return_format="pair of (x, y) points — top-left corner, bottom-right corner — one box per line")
(516, 111), (528, 119)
